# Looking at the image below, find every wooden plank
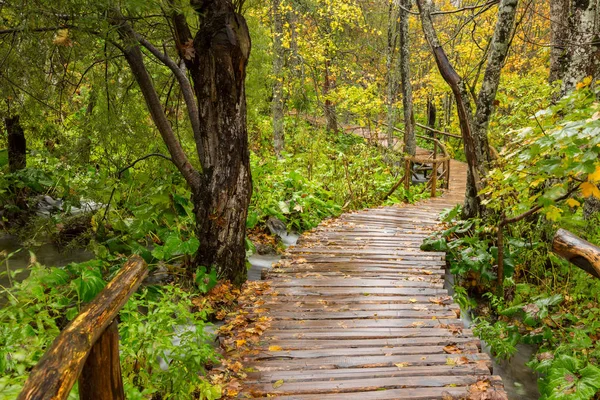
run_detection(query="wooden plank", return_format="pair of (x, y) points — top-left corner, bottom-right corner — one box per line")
(254, 343), (480, 360)
(247, 374), (489, 396)
(268, 318), (463, 330)
(264, 328), (474, 340)
(261, 309), (459, 320)
(249, 353), (492, 371)
(246, 363), (488, 382)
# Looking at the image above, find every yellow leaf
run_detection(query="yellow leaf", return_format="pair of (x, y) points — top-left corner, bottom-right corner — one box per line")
(235, 339), (246, 348)
(581, 182), (600, 198)
(272, 379), (285, 389)
(409, 298), (417, 303)
(395, 362), (410, 368)
(576, 76), (593, 89)
(589, 165), (600, 182)
(566, 198), (581, 208)
(269, 345), (283, 352)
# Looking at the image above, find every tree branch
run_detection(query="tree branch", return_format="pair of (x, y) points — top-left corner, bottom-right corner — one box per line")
(136, 35), (202, 148)
(108, 10), (202, 191)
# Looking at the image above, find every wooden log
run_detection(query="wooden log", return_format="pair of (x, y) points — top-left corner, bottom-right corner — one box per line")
(79, 320), (125, 400)
(552, 228), (600, 279)
(18, 256), (148, 400)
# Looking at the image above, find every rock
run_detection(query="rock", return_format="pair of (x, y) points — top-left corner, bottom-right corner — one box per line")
(266, 216), (287, 237)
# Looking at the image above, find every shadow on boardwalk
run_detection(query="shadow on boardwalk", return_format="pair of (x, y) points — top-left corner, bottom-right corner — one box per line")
(236, 158), (507, 399)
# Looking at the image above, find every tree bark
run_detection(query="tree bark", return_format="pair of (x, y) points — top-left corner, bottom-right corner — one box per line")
(385, 0), (400, 149)
(323, 58), (338, 132)
(399, 0), (416, 156)
(272, 0), (285, 157)
(473, 0), (519, 168)
(5, 115), (26, 172)
(562, 0), (597, 95)
(416, 0), (481, 217)
(416, 0), (518, 218)
(182, 1), (252, 285)
(113, 1), (252, 284)
(550, 0), (570, 83)
(553, 228), (600, 279)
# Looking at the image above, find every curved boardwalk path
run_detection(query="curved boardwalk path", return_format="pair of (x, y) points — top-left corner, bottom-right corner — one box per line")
(241, 159), (506, 399)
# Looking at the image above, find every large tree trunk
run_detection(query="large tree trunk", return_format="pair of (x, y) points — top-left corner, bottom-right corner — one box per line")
(399, 0), (416, 156)
(186, 1), (252, 285)
(562, 0), (597, 95)
(272, 0), (285, 157)
(113, 1), (252, 284)
(5, 115), (26, 172)
(550, 0), (570, 83)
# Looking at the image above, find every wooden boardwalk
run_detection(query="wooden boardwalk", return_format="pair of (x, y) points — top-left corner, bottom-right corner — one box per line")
(240, 159), (507, 399)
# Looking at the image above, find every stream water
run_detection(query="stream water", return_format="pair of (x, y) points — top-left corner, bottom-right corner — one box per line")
(445, 271), (540, 399)
(0, 235), (94, 291)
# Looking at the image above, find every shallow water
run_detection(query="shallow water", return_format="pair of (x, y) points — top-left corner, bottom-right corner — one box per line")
(445, 272), (540, 399)
(0, 235), (93, 292)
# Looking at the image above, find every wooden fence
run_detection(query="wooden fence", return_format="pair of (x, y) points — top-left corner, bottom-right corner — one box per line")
(17, 256), (148, 400)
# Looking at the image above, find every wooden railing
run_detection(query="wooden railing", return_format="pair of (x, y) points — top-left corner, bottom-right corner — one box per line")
(18, 256), (148, 400)
(553, 229), (600, 280)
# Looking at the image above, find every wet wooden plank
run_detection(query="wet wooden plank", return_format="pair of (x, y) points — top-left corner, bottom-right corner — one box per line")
(233, 157), (505, 398)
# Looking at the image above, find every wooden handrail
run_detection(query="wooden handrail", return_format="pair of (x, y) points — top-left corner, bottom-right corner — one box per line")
(415, 123), (462, 140)
(18, 256), (148, 400)
(553, 229), (600, 280)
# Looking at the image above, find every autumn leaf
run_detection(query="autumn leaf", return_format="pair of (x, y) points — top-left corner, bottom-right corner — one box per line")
(272, 379), (285, 389)
(581, 182), (600, 198)
(588, 165), (600, 182)
(565, 198), (581, 208)
(53, 29), (72, 47)
(443, 344), (462, 354)
(268, 345), (283, 351)
(395, 362), (410, 368)
(181, 39), (195, 60)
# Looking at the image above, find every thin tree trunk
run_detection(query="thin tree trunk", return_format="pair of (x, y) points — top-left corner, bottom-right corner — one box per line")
(550, 0), (569, 83)
(5, 115), (26, 172)
(416, 0), (481, 217)
(272, 0), (285, 157)
(562, 0), (597, 95)
(323, 58), (338, 132)
(416, 0), (519, 218)
(473, 0), (519, 167)
(385, 0), (400, 149)
(399, 0), (415, 156)
(427, 96), (436, 129)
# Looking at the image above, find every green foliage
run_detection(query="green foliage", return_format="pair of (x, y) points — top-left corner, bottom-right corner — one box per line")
(119, 286), (219, 399)
(530, 355), (600, 400)
(250, 121), (424, 231)
(483, 86), (600, 222)
(0, 255), (221, 400)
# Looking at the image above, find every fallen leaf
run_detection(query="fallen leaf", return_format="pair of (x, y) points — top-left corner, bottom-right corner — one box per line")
(395, 362), (410, 368)
(272, 379), (285, 389)
(268, 345), (283, 352)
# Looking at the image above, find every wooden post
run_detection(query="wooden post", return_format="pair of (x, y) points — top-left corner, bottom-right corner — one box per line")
(431, 161), (437, 198)
(79, 320), (125, 400)
(404, 158), (411, 194)
(553, 229), (600, 279)
(445, 160), (450, 189)
(18, 257), (147, 400)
